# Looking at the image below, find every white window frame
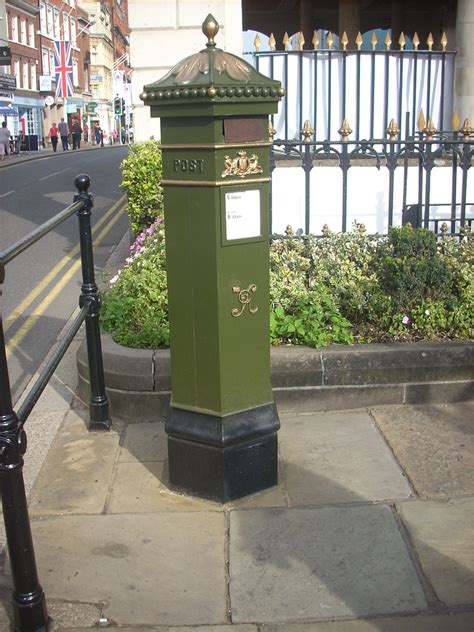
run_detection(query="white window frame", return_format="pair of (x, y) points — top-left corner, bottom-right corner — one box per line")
(54, 8), (60, 38)
(11, 15), (18, 42)
(72, 58), (78, 86)
(49, 50), (55, 76)
(42, 47), (50, 74)
(47, 5), (53, 36)
(62, 13), (70, 41)
(70, 17), (76, 47)
(28, 22), (35, 47)
(14, 60), (20, 85)
(22, 61), (29, 90)
(40, 4), (46, 34)
(30, 63), (37, 90)
(20, 18), (27, 45)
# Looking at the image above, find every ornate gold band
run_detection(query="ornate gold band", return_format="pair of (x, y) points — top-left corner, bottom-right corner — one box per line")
(161, 177), (271, 187)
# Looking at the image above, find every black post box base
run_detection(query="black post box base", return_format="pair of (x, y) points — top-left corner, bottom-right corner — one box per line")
(166, 402), (280, 502)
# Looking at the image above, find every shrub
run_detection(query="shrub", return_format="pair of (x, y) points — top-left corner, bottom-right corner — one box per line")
(120, 139), (164, 235)
(101, 220), (473, 348)
(101, 218), (169, 348)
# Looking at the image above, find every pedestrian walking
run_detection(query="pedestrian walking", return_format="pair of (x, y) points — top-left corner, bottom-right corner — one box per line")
(83, 122), (89, 143)
(94, 122), (101, 145)
(71, 118), (82, 150)
(49, 122), (58, 152)
(58, 118), (69, 150)
(0, 121), (11, 158)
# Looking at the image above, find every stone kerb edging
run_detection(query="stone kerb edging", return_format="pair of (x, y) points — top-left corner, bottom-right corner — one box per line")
(77, 334), (474, 420)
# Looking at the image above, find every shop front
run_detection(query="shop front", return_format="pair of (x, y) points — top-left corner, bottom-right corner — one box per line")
(11, 95), (45, 151)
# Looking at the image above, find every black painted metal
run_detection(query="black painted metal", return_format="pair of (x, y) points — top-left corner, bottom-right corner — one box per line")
(271, 135), (473, 237)
(74, 175), (111, 431)
(0, 175), (113, 632)
(0, 317), (49, 632)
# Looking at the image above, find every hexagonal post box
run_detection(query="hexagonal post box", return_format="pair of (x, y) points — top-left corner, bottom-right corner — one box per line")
(140, 15), (284, 502)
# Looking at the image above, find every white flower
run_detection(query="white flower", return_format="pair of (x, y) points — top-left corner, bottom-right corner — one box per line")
(424, 309), (430, 315)
(402, 315), (410, 325)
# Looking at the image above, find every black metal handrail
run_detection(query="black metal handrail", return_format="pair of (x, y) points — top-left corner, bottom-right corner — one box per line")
(0, 174), (111, 632)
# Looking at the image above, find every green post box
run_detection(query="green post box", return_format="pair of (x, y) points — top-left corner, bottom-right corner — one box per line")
(140, 15), (284, 502)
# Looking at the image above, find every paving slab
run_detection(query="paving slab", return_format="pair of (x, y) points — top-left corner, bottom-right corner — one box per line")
(29, 513), (227, 626)
(372, 403), (474, 498)
(119, 421), (168, 463)
(397, 497), (474, 605)
(279, 412), (412, 506)
(28, 407), (120, 515)
(229, 505), (427, 623)
(108, 461), (220, 513)
(262, 612), (474, 631)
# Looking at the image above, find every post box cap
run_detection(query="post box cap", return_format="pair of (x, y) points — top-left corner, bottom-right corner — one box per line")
(140, 14), (284, 109)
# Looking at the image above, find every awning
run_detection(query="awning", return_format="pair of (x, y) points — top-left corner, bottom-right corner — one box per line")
(0, 104), (19, 116)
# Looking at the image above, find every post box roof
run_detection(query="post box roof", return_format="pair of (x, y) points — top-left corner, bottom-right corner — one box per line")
(140, 14), (284, 109)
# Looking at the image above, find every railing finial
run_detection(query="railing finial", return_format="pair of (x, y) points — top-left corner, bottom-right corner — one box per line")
(413, 32), (420, 50)
(386, 119), (400, 140)
(355, 31), (363, 51)
(74, 174), (91, 194)
(301, 120), (314, 143)
(341, 31), (348, 51)
(371, 32), (378, 51)
(338, 118), (352, 142)
(312, 30), (320, 50)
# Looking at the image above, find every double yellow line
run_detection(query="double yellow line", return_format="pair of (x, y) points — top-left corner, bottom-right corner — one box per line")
(5, 195), (127, 357)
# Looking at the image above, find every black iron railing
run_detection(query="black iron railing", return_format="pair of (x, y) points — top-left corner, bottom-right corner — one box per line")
(0, 175), (111, 632)
(270, 133), (474, 237)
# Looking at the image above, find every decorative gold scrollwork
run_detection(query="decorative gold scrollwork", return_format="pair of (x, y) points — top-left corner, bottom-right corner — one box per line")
(222, 151), (263, 179)
(231, 284), (258, 317)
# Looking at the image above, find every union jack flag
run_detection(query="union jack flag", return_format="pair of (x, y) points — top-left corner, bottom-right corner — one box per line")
(53, 40), (74, 98)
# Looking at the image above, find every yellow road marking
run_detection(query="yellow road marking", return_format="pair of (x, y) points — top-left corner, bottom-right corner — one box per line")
(5, 199), (127, 357)
(4, 195), (126, 333)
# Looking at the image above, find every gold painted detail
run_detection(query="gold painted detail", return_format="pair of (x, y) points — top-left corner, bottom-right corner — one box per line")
(385, 119), (400, 140)
(338, 118), (352, 142)
(222, 151), (263, 178)
(355, 32), (363, 51)
(312, 31), (320, 50)
(161, 177), (271, 187)
(232, 285), (258, 317)
(171, 50), (251, 84)
(341, 31), (348, 51)
(301, 120), (314, 142)
(413, 33), (420, 50)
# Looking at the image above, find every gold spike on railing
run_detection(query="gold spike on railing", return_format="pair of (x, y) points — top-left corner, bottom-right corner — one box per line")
(341, 31), (348, 51)
(413, 32), (420, 50)
(398, 32), (406, 51)
(298, 31), (305, 51)
(417, 109), (426, 132)
(440, 222), (448, 238)
(269, 33), (276, 51)
(283, 32), (290, 51)
(254, 34), (261, 52)
(312, 30), (320, 49)
(311, 30), (319, 50)
(385, 119), (400, 140)
(269, 121), (277, 141)
(385, 32), (392, 51)
(441, 32), (448, 52)
(301, 120), (314, 143)
(355, 31), (363, 51)
(452, 109), (460, 132)
(326, 32), (334, 49)
(371, 32), (378, 51)
(423, 117), (437, 140)
(427, 32), (434, 51)
(338, 118), (352, 142)
(460, 118), (474, 141)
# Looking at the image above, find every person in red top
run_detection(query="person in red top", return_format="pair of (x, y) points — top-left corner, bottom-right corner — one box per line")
(49, 122), (59, 152)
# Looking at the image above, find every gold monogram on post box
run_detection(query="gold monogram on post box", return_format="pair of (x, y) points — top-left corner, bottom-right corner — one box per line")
(222, 151), (263, 178)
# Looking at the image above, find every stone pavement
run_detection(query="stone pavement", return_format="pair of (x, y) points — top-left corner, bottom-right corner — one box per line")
(0, 141), (125, 168)
(0, 391), (473, 631)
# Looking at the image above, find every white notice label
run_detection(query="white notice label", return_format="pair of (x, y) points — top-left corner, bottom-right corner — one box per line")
(225, 190), (261, 240)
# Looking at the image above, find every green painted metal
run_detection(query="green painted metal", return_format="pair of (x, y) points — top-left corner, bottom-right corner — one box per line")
(142, 14), (282, 417)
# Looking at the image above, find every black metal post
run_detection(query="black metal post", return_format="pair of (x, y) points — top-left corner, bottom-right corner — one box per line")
(302, 142), (312, 234)
(0, 315), (49, 632)
(74, 175), (111, 431)
(341, 142), (349, 232)
(387, 141), (396, 228)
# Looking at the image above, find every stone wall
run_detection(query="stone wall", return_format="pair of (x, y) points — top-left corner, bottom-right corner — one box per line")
(128, 0), (243, 142)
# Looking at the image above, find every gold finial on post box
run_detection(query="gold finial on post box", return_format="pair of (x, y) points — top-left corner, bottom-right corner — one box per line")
(202, 14), (219, 47)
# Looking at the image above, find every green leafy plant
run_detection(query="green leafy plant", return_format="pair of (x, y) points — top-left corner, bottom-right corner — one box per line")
(120, 139), (164, 235)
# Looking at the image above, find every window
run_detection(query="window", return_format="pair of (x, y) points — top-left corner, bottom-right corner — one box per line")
(72, 58), (78, 86)
(26, 110), (34, 135)
(14, 60), (20, 85)
(71, 18), (76, 46)
(42, 47), (50, 74)
(54, 9), (59, 38)
(47, 5), (53, 36)
(22, 62), (29, 90)
(29, 23), (35, 47)
(49, 50), (55, 76)
(11, 16), (18, 42)
(40, 4), (46, 34)
(62, 13), (70, 41)
(20, 19), (26, 44)
(30, 63), (37, 90)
